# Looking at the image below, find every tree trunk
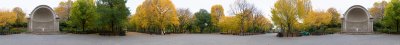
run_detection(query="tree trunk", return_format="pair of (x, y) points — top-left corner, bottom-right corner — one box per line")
(396, 20), (399, 32)
(240, 18), (244, 35)
(112, 21), (115, 32)
(82, 19), (85, 32)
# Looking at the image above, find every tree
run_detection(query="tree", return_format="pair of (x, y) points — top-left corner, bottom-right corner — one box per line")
(194, 9), (212, 33)
(55, 0), (73, 22)
(230, 0), (257, 34)
(303, 10), (332, 29)
(303, 10), (336, 35)
(230, 0), (272, 34)
(129, 5), (146, 32)
(218, 16), (240, 33)
(297, 0), (312, 19)
(0, 10), (16, 27)
(55, 0), (73, 32)
(250, 11), (272, 33)
(96, 0), (130, 35)
(210, 4), (225, 32)
(177, 8), (193, 32)
(130, 5), (150, 32)
(369, 1), (388, 21)
(133, 0), (179, 34)
(369, 1), (388, 31)
(271, 0), (297, 33)
(382, 0), (400, 32)
(12, 7), (26, 27)
(271, 0), (311, 34)
(327, 8), (341, 27)
(0, 10), (17, 34)
(67, 0), (97, 33)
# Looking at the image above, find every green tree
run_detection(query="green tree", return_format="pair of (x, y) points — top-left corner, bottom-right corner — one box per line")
(194, 9), (212, 33)
(67, 0), (97, 33)
(96, 0), (130, 35)
(382, 0), (400, 32)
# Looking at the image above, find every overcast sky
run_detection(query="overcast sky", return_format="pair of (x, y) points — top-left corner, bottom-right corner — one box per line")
(0, 0), (388, 19)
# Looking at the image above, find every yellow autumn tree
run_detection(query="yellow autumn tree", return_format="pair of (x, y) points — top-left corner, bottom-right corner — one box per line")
(0, 10), (17, 27)
(229, 0), (272, 34)
(271, 0), (297, 33)
(272, 0), (311, 33)
(218, 16), (240, 33)
(12, 7), (26, 24)
(231, 0), (260, 34)
(132, 0), (179, 34)
(129, 5), (148, 32)
(252, 12), (272, 33)
(297, 0), (312, 19)
(210, 4), (225, 31)
(303, 10), (332, 29)
(327, 8), (341, 27)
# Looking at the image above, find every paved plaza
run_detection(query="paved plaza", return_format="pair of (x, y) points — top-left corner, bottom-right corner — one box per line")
(1, 32), (400, 45)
